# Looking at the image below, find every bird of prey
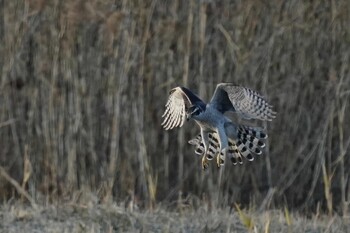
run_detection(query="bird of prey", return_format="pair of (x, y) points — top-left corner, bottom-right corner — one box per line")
(161, 83), (276, 169)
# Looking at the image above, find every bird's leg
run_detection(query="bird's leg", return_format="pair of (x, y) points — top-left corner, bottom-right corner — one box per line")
(200, 129), (210, 170)
(202, 154), (209, 170)
(217, 148), (228, 168)
(217, 127), (228, 168)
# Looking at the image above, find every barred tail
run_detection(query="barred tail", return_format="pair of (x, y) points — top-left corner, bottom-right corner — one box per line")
(188, 124), (268, 166)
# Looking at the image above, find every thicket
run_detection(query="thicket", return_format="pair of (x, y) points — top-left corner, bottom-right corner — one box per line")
(0, 0), (349, 215)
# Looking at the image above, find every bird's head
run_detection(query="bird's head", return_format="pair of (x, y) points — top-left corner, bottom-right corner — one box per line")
(186, 103), (205, 121)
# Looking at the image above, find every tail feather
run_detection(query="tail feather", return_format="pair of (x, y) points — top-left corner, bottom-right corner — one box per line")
(227, 143), (243, 165)
(238, 125), (267, 139)
(236, 140), (254, 161)
(188, 124), (268, 166)
(237, 125), (266, 156)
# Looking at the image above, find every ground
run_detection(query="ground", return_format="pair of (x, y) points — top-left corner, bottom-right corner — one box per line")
(0, 201), (349, 233)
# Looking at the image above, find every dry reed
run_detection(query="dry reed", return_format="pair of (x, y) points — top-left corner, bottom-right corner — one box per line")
(0, 0), (349, 217)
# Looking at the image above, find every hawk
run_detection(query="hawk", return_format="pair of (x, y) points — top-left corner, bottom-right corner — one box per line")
(161, 83), (276, 169)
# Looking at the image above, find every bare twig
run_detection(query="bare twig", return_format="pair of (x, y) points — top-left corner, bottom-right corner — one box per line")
(0, 166), (37, 209)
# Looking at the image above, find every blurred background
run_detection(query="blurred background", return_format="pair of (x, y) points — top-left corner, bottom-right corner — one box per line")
(0, 0), (349, 215)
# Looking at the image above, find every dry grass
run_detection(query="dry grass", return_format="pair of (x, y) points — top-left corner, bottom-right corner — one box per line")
(0, 0), (350, 222)
(0, 199), (349, 233)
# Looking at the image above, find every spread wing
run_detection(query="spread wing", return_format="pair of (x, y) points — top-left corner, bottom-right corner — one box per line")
(161, 86), (204, 130)
(209, 83), (276, 121)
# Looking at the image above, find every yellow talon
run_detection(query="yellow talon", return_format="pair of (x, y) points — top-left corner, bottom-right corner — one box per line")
(202, 155), (209, 170)
(217, 154), (224, 168)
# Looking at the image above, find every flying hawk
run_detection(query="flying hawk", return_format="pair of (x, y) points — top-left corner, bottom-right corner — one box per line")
(161, 83), (276, 169)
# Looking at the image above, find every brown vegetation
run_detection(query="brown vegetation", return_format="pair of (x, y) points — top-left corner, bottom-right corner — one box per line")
(1, 200), (349, 232)
(0, 0), (350, 220)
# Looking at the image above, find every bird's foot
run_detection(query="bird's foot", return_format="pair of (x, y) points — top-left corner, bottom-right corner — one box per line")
(216, 151), (225, 168)
(202, 155), (209, 170)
